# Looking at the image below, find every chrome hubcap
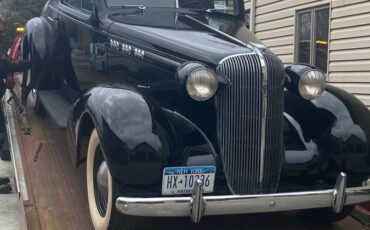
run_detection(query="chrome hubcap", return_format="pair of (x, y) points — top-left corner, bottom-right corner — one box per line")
(97, 161), (109, 202)
(93, 147), (108, 217)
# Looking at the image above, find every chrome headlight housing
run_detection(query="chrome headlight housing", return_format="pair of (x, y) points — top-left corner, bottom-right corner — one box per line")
(186, 67), (218, 101)
(285, 65), (326, 100)
(298, 70), (326, 100)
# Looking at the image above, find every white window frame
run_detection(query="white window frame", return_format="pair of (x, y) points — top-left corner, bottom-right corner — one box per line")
(295, 5), (330, 72)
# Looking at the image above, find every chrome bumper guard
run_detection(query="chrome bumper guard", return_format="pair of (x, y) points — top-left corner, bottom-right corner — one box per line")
(116, 173), (370, 223)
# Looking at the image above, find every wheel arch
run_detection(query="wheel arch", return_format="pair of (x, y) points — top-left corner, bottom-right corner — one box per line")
(69, 86), (174, 186)
(25, 17), (55, 60)
(22, 17), (61, 95)
(75, 112), (95, 167)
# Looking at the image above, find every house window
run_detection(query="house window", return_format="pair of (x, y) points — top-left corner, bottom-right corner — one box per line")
(296, 6), (329, 72)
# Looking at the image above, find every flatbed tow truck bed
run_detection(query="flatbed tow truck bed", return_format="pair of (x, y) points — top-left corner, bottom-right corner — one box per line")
(2, 85), (369, 230)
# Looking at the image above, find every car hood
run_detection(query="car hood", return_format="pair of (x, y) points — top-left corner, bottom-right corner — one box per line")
(107, 8), (263, 66)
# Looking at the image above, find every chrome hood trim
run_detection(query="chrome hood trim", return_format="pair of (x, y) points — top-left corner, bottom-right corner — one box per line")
(247, 44), (268, 184)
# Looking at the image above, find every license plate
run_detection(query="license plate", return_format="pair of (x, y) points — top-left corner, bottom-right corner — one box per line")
(162, 166), (216, 195)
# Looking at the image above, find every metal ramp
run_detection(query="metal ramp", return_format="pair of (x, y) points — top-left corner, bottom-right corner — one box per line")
(0, 102), (19, 230)
(1, 91), (28, 230)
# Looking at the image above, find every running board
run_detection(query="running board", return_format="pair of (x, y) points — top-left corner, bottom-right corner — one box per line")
(38, 90), (72, 128)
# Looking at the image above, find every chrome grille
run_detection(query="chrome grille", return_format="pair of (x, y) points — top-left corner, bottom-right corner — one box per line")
(263, 53), (285, 192)
(215, 53), (284, 195)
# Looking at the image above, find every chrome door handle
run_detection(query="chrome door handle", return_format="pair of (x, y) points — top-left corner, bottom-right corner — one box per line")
(137, 85), (151, 89)
(47, 16), (59, 22)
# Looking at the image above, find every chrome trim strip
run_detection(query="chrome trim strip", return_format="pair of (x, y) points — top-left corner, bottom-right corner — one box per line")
(116, 173), (370, 219)
(3, 91), (28, 201)
(247, 44), (268, 183)
(332, 172), (347, 213)
(47, 16), (55, 22)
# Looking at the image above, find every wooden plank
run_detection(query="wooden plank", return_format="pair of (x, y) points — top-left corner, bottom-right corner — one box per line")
(330, 48), (370, 61)
(256, 9), (293, 24)
(257, 0), (281, 7)
(262, 36), (294, 48)
(332, 1), (370, 18)
(330, 82), (370, 94)
(255, 17), (293, 32)
(257, 0), (318, 15)
(256, 26), (294, 40)
(330, 37), (370, 50)
(15, 93), (94, 230)
(275, 54), (294, 64)
(354, 95), (370, 106)
(331, 25), (370, 40)
(19, 195), (28, 230)
(329, 72), (370, 83)
(270, 45), (294, 55)
(331, 13), (370, 29)
(332, 0), (369, 8)
(329, 60), (370, 72)
(24, 206), (41, 230)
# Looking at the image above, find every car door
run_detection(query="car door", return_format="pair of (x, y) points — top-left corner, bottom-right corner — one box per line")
(55, 0), (108, 90)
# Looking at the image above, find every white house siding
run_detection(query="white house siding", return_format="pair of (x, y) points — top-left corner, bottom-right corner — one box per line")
(245, 0), (251, 9)
(253, 0), (326, 65)
(329, 0), (370, 109)
(245, 0), (370, 108)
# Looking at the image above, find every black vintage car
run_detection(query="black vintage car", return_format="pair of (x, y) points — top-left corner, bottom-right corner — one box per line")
(22, 0), (370, 229)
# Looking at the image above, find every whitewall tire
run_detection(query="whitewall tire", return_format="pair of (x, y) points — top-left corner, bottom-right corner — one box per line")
(87, 129), (113, 230)
(86, 129), (137, 230)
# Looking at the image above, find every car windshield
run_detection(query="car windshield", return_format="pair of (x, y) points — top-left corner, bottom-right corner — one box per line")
(106, 0), (240, 16)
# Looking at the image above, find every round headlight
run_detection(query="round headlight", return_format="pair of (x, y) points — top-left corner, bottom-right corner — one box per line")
(298, 70), (326, 100)
(186, 68), (218, 101)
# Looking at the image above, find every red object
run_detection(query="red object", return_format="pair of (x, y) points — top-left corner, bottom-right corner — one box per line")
(359, 202), (370, 211)
(8, 34), (23, 61)
(4, 34), (24, 89)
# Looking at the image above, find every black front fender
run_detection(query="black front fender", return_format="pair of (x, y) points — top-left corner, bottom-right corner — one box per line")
(283, 85), (370, 186)
(69, 86), (172, 186)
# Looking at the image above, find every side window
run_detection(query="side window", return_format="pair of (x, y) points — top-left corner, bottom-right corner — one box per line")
(296, 5), (330, 73)
(63, 0), (83, 9)
(82, 0), (94, 12)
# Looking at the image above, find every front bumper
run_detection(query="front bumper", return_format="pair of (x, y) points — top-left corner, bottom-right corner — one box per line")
(116, 172), (370, 223)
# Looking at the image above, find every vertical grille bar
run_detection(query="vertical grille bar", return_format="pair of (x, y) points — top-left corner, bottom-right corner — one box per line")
(215, 53), (284, 195)
(263, 53), (285, 192)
